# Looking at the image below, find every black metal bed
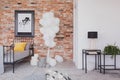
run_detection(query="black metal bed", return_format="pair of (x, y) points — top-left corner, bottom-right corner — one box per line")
(3, 37), (34, 73)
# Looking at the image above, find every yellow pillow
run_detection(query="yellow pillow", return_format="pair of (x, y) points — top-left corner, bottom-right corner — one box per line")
(14, 42), (26, 52)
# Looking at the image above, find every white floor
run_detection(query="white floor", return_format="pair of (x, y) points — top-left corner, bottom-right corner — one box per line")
(0, 60), (120, 80)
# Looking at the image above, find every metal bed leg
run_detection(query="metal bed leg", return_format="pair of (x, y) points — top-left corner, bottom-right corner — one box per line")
(13, 63), (14, 73)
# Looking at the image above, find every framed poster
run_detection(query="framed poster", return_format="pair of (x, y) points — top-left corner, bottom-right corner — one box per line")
(15, 10), (34, 37)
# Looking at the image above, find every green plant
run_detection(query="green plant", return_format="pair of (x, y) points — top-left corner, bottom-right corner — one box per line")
(103, 44), (120, 58)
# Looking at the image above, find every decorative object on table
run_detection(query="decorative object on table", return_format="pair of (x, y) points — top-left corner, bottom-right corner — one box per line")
(88, 31), (98, 49)
(88, 31), (98, 38)
(0, 46), (4, 74)
(46, 70), (71, 80)
(15, 10), (35, 37)
(103, 44), (120, 58)
(30, 54), (39, 66)
(39, 11), (60, 67)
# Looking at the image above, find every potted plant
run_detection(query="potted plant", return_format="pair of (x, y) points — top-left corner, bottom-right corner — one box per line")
(103, 44), (120, 58)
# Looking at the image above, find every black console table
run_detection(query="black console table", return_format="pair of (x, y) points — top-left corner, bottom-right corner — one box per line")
(82, 49), (101, 73)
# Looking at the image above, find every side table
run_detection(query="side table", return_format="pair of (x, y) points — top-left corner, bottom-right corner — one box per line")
(100, 54), (120, 74)
(82, 49), (101, 73)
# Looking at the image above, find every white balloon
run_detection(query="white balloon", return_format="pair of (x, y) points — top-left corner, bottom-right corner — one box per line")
(49, 58), (57, 67)
(39, 12), (60, 67)
(43, 12), (54, 19)
(55, 55), (63, 63)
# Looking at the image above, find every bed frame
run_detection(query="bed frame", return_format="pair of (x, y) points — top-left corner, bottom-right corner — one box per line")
(3, 37), (34, 73)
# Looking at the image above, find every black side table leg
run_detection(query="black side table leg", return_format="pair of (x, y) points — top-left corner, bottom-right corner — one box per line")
(95, 55), (97, 70)
(98, 54), (99, 70)
(114, 55), (116, 69)
(85, 53), (87, 73)
(82, 50), (84, 70)
(103, 54), (105, 74)
(100, 53), (102, 73)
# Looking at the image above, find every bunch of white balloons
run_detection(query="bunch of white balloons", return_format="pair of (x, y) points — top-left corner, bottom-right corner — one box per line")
(39, 12), (63, 67)
(40, 12), (60, 48)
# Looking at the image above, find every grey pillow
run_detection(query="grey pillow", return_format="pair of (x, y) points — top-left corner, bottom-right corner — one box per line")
(25, 43), (31, 50)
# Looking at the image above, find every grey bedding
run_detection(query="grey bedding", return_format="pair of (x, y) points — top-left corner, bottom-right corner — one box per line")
(4, 50), (30, 63)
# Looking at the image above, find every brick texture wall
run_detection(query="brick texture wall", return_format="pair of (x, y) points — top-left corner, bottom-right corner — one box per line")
(0, 0), (73, 60)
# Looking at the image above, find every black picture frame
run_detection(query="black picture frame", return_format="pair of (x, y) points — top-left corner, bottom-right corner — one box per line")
(15, 10), (34, 37)
(88, 31), (98, 38)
